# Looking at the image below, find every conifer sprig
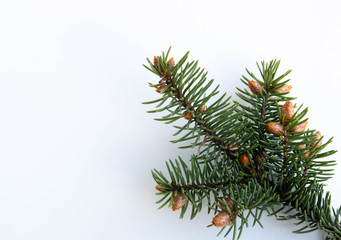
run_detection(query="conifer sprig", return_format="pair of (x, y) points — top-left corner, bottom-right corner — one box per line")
(143, 48), (245, 158)
(144, 48), (340, 239)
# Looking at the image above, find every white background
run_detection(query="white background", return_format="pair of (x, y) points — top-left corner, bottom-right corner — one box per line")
(0, 0), (340, 239)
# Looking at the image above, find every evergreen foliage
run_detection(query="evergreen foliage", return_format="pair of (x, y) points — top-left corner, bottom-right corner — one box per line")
(143, 47), (340, 239)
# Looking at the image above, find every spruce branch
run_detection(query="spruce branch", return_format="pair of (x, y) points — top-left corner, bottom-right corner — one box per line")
(143, 48), (244, 158)
(144, 48), (340, 239)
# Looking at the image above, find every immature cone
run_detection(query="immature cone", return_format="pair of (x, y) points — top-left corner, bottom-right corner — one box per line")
(311, 131), (323, 148)
(172, 193), (187, 211)
(155, 184), (165, 192)
(239, 154), (250, 166)
(167, 57), (175, 66)
(292, 121), (308, 132)
(281, 101), (295, 124)
(299, 145), (310, 158)
(248, 80), (263, 95)
(153, 56), (159, 68)
(198, 104), (206, 113)
(155, 85), (165, 93)
(184, 111), (192, 120)
(266, 122), (285, 136)
(212, 211), (233, 227)
(275, 84), (292, 94)
(218, 197), (234, 211)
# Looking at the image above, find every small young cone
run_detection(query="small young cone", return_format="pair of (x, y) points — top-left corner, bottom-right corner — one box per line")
(155, 86), (165, 93)
(275, 84), (292, 94)
(212, 211), (233, 227)
(292, 121), (308, 132)
(172, 193), (187, 211)
(218, 197), (234, 211)
(239, 154), (250, 166)
(153, 56), (159, 68)
(281, 101), (295, 124)
(311, 131), (323, 148)
(198, 104), (206, 113)
(299, 145), (310, 158)
(167, 57), (175, 66)
(184, 112), (192, 120)
(155, 184), (165, 192)
(266, 122), (285, 136)
(248, 80), (263, 95)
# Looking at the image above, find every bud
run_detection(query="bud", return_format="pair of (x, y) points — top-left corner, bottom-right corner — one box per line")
(275, 84), (292, 94)
(311, 131), (322, 148)
(299, 145), (310, 158)
(281, 101), (295, 124)
(153, 56), (159, 68)
(155, 85), (165, 93)
(184, 111), (192, 120)
(218, 197), (234, 211)
(248, 80), (263, 95)
(212, 211), (233, 227)
(198, 104), (206, 113)
(292, 121), (308, 132)
(239, 154), (250, 166)
(167, 57), (175, 66)
(172, 193), (187, 211)
(155, 184), (166, 192)
(266, 122), (285, 136)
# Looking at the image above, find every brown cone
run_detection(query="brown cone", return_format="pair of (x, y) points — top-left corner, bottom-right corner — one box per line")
(171, 193), (187, 211)
(266, 122), (285, 136)
(311, 131), (322, 148)
(155, 86), (165, 93)
(218, 197), (234, 211)
(198, 104), (206, 113)
(239, 154), (250, 166)
(153, 56), (159, 68)
(275, 84), (292, 94)
(167, 57), (175, 66)
(281, 101), (295, 124)
(184, 112), (192, 120)
(212, 211), (233, 227)
(292, 121), (308, 132)
(299, 145), (310, 158)
(248, 80), (263, 95)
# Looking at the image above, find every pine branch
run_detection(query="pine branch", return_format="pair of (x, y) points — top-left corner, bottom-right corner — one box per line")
(143, 48), (243, 158)
(144, 48), (339, 240)
(276, 184), (341, 239)
(237, 59), (339, 238)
